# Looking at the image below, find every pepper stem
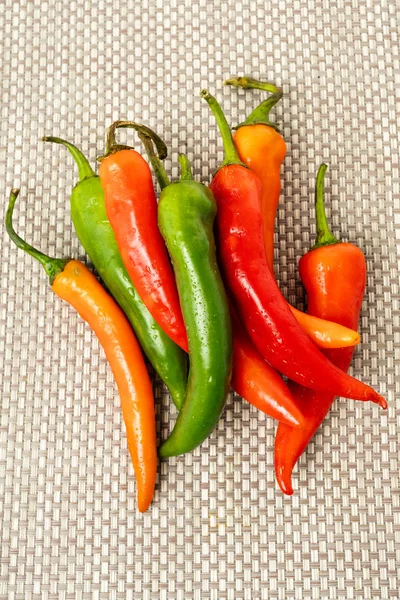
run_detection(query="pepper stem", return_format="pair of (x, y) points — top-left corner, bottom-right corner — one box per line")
(200, 89), (246, 170)
(101, 121), (133, 157)
(178, 154), (193, 181)
(111, 121), (171, 190)
(238, 92), (283, 129)
(99, 120), (169, 161)
(5, 189), (69, 284)
(313, 164), (339, 249)
(42, 137), (95, 182)
(224, 76), (280, 95)
(224, 76), (283, 130)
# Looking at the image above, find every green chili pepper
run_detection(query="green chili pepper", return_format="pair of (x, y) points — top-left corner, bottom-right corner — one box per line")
(43, 136), (187, 407)
(142, 137), (232, 457)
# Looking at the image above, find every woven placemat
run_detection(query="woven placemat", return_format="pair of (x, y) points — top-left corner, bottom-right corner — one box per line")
(0, 1), (399, 598)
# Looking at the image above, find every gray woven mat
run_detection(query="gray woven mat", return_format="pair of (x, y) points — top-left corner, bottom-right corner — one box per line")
(1, 1), (399, 598)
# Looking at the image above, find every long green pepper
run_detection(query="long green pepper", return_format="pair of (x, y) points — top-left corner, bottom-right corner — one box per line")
(141, 137), (233, 457)
(43, 136), (187, 407)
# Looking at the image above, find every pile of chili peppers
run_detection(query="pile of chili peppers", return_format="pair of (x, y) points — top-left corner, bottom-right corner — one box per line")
(6, 77), (387, 512)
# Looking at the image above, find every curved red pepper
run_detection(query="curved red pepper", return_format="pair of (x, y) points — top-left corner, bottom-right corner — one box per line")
(99, 122), (188, 351)
(230, 308), (305, 427)
(201, 90), (386, 407)
(274, 165), (381, 494)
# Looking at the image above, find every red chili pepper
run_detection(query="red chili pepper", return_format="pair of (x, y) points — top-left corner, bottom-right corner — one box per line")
(201, 89), (386, 407)
(274, 165), (384, 494)
(230, 308), (305, 427)
(98, 122), (188, 351)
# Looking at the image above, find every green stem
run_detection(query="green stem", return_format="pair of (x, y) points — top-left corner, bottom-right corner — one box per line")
(239, 92), (283, 129)
(224, 76), (283, 130)
(110, 121), (170, 189)
(224, 76), (281, 95)
(42, 137), (95, 181)
(178, 154), (193, 181)
(200, 89), (246, 169)
(139, 131), (170, 189)
(102, 121), (133, 157)
(99, 120), (169, 162)
(114, 122), (168, 160)
(5, 189), (69, 284)
(312, 164), (339, 249)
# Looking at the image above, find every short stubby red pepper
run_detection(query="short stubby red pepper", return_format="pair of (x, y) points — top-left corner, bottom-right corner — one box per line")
(274, 165), (385, 494)
(98, 122), (188, 351)
(201, 89), (387, 407)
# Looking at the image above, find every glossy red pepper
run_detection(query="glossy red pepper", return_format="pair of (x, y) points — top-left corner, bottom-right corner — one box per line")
(274, 165), (384, 494)
(201, 89), (386, 407)
(98, 122), (188, 351)
(230, 308), (304, 426)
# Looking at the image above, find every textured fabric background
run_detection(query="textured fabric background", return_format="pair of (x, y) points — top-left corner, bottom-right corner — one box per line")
(0, 1), (399, 599)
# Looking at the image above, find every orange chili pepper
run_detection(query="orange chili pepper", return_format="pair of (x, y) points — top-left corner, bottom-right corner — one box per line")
(6, 189), (157, 513)
(288, 305), (360, 349)
(98, 122), (188, 351)
(225, 76), (360, 350)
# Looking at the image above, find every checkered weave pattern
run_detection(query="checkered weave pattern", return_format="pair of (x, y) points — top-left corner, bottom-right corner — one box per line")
(0, 1), (399, 598)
